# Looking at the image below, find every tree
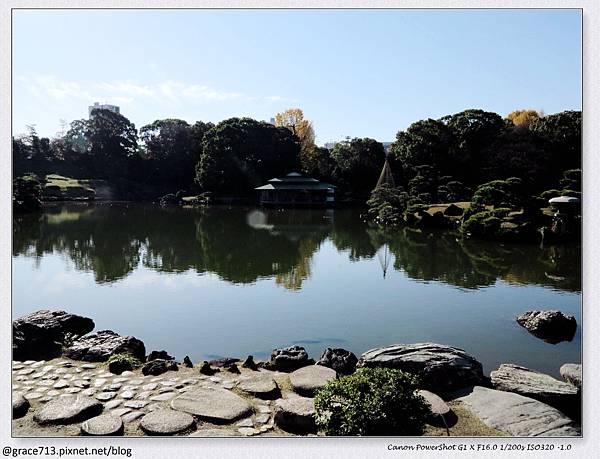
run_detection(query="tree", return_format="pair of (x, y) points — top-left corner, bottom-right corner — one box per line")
(274, 108), (316, 173)
(506, 109), (541, 128)
(330, 138), (385, 197)
(196, 117), (300, 195)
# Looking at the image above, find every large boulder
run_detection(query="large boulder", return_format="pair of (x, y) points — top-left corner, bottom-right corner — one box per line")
(560, 363), (582, 389)
(33, 394), (103, 425)
(146, 350), (174, 362)
(357, 343), (484, 393)
(516, 310), (577, 343)
(317, 348), (358, 375)
(63, 330), (145, 362)
(454, 386), (580, 436)
(13, 310), (95, 361)
(269, 346), (311, 372)
(491, 364), (579, 415)
(171, 387), (253, 424)
(13, 393), (30, 419)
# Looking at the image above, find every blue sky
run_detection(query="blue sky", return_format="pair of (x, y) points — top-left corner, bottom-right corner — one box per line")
(13, 9), (581, 144)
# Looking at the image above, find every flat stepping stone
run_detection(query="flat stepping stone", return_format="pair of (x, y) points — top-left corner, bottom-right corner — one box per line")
(171, 387), (252, 424)
(255, 413), (271, 424)
(24, 392), (44, 400)
(124, 400), (149, 409)
(560, 363), (582, 389)
(416, 389), (453, 426)
(238, 376), (278, 398)
(274, 395), (317, 434)
(105, 400), (122, 409)
(13, 393), (30, 419)
(149, 392), (176, 402)
(120, 390), (135, 399)
(33, 394), (103, 425)
(189, 429), (238, 437)
(289, 365), (336, 395)
(122, 411), (144, 423)
(111, 408), (132, 417)
(96, 392), (117, 401)
(454, 386), (580, 436)
(140, 409), (195, 435)
(238, 427), (259, 436)
(81, 414), (124, 436)
(490, 364), (579, 411)
(235, 417), (254, 427)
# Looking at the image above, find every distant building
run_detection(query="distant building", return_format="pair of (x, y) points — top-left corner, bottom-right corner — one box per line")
(255, 172), (336, 207)
(89, 102), (120, 119)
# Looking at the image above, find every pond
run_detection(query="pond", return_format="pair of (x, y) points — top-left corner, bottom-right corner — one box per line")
(12, 203), (581, 378)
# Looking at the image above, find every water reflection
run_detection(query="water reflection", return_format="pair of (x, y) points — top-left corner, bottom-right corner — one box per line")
(13, 203), (580, 292)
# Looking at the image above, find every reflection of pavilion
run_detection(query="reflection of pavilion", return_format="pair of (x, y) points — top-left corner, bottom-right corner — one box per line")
(246, 208), (334, 241)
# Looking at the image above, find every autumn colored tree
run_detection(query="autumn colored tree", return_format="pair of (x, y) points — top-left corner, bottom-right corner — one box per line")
(506, 109), (541, 128)
(274, 108), (316, 173)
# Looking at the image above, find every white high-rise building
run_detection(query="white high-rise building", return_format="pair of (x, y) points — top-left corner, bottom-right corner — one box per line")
(88, 102), (120, 118)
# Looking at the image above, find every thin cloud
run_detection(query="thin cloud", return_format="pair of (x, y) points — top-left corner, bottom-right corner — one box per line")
(19, 75), (296, 105)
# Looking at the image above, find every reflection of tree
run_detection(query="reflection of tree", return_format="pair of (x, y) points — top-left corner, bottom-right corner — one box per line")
(13, 205), (580, 293)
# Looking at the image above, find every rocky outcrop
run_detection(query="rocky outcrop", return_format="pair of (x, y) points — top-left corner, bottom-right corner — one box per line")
(274, 395), (317, 434)
(444, 204), (464, 216)
(317, 348), (358, 375)
(183, 356), (193, 368)
(358, 343), (484, 393)
(490, 364), (579, 413)
(269, 346), (312, 372)
(208, 357), (240, 368)
(142, 359), (178, 376)
(289, 365), (337, 396)
(454, 386), (580, 436)
(63, 330), (145, 362)
(242, 355), (258, 370)
(560, 363), (582, 389)
(516, 310), (577, 343)
(13, 310), (95, 361)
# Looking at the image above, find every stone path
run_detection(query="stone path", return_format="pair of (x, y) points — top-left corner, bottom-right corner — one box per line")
(12, 358), (294, 437)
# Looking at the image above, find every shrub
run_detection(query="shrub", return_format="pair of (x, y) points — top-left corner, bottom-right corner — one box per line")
(460, 208), (510, 238)
(540, 189), (561, 201)
(13, 174), (43, 213)
(107, 353), (142, 374)
(367, 184), (409, 227)
(314, 367), (429, 436)
(471, 178), (523, 209)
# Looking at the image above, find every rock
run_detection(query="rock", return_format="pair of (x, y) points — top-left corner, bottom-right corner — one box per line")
(64, 330), (145, 362)
(140, 409), (196, 436)
(560, 363), (582, 389)
(189, 429), (238, 437)
(198, 361), (218, 376)
(120, 391), (135, 400)
(238, 376), (279, 399)
(81, 414), (124, 436)
(171, 387), (252, 424)
(183, 356), (193, 368)
(274, 395), (317, 434)
(225, 364), (240, 374)
(96, 392), (117, 401)
(124, 400), (148, 409)
(147, 350), (174, 362)
(358, 343), (484, 393)
(238, 427), (259, 436)
(122, 411), (144, 423)
(416, 390), (453, 427)
(516, 310), (577, 343)
(13, 393), (30, 419)
(270, 346), (311, 372)
(454, 386), (580, 436)
(149, 392), (176, 402)
(142, 359), (178, 376)
(242, 355), (258, 370)
(33, 394), (103, 425)
(444, 203), (464, 216)
(290, 365), (336, 396)
(490, 364), (579, 413)
(317, 348), (358, 375)
(208, 357), (240, 368)
(108, 360), (134, 375)
(13, 310), (95, 361)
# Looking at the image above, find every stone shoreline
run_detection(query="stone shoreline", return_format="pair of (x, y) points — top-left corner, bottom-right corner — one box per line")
(12, 310), (582, 437)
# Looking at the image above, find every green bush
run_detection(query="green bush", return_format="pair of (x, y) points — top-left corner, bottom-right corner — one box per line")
(367, 184), (409, 227)
(107, 353), (142, 373)
(460, 208), (510, 238)
(471, 178), (523, 209)
(540, 189), (561, 201)
(13, 174), (43, 213)
(314, 367), (429, 436)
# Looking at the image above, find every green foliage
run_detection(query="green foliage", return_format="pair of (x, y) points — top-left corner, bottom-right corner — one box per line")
(471, 178), (523, 209)
(107, 353), (142, 369)
(366, 184), (408, 227)
(314, 367), (429, 436)
(196, 117), (300, 195)
(437, 180), (472, 202)
(331, 138), (386, 197)
(460, 210), (504, 238)
(540, 189), (561, 201)
(13, 174), (43, 213)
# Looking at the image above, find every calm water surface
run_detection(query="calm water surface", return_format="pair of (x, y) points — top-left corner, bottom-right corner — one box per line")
(13, 203), (581, 377)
